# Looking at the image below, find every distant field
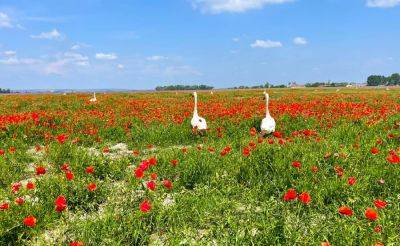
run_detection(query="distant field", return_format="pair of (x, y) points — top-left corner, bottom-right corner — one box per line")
(1, 88), (400, 245)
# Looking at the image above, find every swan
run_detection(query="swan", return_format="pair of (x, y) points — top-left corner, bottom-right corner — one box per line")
(260, 91), (276, 135)
(89, 92), (97, 103)
(191, 92), (207, 131)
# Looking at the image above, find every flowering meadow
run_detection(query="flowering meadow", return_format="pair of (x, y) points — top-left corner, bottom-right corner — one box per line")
(0, 88), (399, 245)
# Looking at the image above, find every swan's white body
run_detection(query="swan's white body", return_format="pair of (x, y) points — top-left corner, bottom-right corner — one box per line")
(260, 91), (275, 134)
(89, 92), (97, 102)
(191, 92), (207, 130)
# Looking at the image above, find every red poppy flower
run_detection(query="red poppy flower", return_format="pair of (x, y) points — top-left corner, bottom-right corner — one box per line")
(386, 153), (400, 164)
(61, 163), (70, 171)
(56, 134), (68, 144)
(181, 147), (187, 153)
(162, 179), (173, 190)
(338, 206), (353, 216)
(8, 146), (16, 153)
(365, 208), (378, 220)
(55, 195), (67, 212)
(139, 200), (151, 213)
(267, 139), (274, 144)
(273, 131), (283, 138)
(148, 157), (157, 166)
(139, 160), (150, 171)
(374, 200), (387, 209)
(347, 177), (356, 186)
(69, 241), (84, 246)
(146, 181), (156, 191)
(103, 147), (110, 153)
(374, 225), (382, 233)
(170, 159), (178, 167)
(0, 149), (5, 155)
(12, 182), (21, 193)
(15, 197), (24, 205)
(298, 192), (311, 205)
(292, 161), (301, 169)
(133, 150), (140, 156)
(311, 166), (318, 173)
(0, 202), (10, 210)
(242, 147), (250, 157)
(371, 147), (379, 155)
(150, 173), (158, 180)
(321, 241), (331, 246)
(26, 181), (35, 190)
(36, 166), (46, 175)
(334, 166), (344, 177)
(85, 166), (95, 174)
(66, 171), (75, 180)
(283, 189), (297, 201)
(23, 215), (37, 227)
(87, 183), (97, 192)
(134, 167), (144, 179)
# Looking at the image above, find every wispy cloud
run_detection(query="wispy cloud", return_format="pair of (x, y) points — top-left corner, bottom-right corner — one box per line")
(43, 52), (90, 75)
(30, 29), (65, 40)
(251, 39), (282, 48)
(366, 0), (400, 8)
(0, 57), (40, 65)
(71, 42), (90, 50)
(95, 53), (118, 60)
(190, 0), (294, 14)
(0, 12), (13, 28)
(293, 37), (307, 45)
(3, 50), (17, 57)
(146, 55), (168, 61)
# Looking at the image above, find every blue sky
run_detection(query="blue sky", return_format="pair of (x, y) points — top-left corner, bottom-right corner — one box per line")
(0, 0), (399, 89)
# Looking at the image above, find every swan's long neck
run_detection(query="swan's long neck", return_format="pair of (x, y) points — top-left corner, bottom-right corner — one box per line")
(93, 92), (96, 99)
(265, 93), (270, 117)
(193, 93), (198, 116)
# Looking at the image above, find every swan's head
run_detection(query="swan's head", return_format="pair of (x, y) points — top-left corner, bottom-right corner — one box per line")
(193, 91), (197, 97)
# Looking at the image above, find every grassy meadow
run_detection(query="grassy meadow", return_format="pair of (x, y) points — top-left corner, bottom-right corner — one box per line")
(0, 88), (399, 245)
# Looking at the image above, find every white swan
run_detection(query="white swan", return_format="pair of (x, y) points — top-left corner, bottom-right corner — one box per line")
(191, 92), (207, 131)
(89, 92), (97, 102)
(260, 91), (276, 134)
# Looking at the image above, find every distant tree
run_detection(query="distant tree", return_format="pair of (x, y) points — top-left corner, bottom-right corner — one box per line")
(388, 73), (400, 85)
(0, 88), (11, 94)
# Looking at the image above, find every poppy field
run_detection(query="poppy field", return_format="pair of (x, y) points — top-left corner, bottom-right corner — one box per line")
(0, 88), (400, 245)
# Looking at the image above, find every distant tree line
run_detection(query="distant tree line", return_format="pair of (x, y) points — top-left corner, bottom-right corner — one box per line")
(231, 82), (287, 89)
(0, 88), (11, 94)
(155, 85), (213, 91)
(367, 73), (400, 86)
(304, 82), (349, 87)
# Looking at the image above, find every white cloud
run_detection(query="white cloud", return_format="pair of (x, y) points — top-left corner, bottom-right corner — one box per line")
(42, 52), (90, 75)
(190, 0), (293, 14)
(95, 53), (117, 60)
(0, 12), (13, 28)
(250, 39), (282, 48)
(3, 50), (17, 57)
(117, 64), (124, 69)
(293, 37), (307, 45)
(232, 37), (240, 42)
(70, 42), (90, 50)
(366, 0), (400, 8)
(0, 57), (40, 65)
(146, 55), (168, 61)
(64, 52), (89, 66)
(30, 29), (64, 40)
(71, 44), (81, 50)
